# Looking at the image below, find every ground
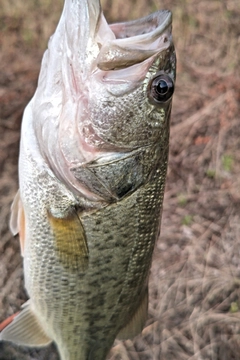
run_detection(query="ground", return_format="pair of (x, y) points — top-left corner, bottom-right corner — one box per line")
(0, 0), (240, 359)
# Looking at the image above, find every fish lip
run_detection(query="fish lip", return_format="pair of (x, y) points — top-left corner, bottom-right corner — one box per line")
(109, 10), (172, 42)
(97, 10), (173, 71)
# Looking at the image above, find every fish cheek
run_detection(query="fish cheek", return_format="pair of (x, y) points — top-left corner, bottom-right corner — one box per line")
(48, 211), (89, 272)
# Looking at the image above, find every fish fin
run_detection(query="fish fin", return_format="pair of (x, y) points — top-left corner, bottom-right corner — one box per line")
(0, 312), (20, 332)
(9, 190), (20, 235)
(9, 190), (26, 256)
(48, 209), (89, 272)
(117, 288), (148, 340)
(0, 301), (52, 347)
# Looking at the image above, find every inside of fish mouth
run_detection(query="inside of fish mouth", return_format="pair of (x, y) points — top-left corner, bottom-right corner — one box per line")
(109, 11), (170, 39)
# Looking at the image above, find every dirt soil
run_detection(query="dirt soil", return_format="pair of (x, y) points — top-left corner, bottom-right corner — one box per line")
(0, 0), (240, 359)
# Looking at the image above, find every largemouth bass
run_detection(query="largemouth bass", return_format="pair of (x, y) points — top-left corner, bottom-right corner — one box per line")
(0, 0), (176, 359)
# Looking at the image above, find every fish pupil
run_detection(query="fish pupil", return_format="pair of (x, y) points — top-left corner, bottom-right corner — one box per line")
(156, 80), (168, 95)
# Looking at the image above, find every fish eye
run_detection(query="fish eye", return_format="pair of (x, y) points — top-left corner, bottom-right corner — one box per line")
(148, 73), (174, 104)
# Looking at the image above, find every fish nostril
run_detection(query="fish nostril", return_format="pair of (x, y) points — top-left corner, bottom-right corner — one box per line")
(163, 36), (168, 43)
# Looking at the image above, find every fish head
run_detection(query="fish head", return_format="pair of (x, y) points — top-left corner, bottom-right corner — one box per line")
(87, 10), (176, 151)
(32, 0), (176, 198)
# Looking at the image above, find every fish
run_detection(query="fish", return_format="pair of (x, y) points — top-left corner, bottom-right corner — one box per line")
(0, 0), (176, 359)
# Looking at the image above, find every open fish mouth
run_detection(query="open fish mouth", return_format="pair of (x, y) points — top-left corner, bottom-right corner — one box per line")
(97, 10), (173, 70)
(57, 0), (173, 75)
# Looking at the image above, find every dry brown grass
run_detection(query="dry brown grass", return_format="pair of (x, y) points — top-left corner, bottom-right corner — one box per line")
(0, 0), (240, 359)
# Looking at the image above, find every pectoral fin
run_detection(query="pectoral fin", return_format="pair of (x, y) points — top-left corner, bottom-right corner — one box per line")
(0, 312), (20, 332)
(48, 209), (89, 272)
(117, 288), (148, 340)
(0, 301), (52, 347)
(9, 190), (26, 256)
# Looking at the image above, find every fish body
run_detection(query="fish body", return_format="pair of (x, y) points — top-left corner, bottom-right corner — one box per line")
(0, 0), (176, 359)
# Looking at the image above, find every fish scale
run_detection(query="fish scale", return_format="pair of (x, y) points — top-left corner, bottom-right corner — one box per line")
(0, 0), (176, 359)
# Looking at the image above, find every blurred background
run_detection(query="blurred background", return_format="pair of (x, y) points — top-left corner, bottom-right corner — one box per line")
(0, 0), (240, 359)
